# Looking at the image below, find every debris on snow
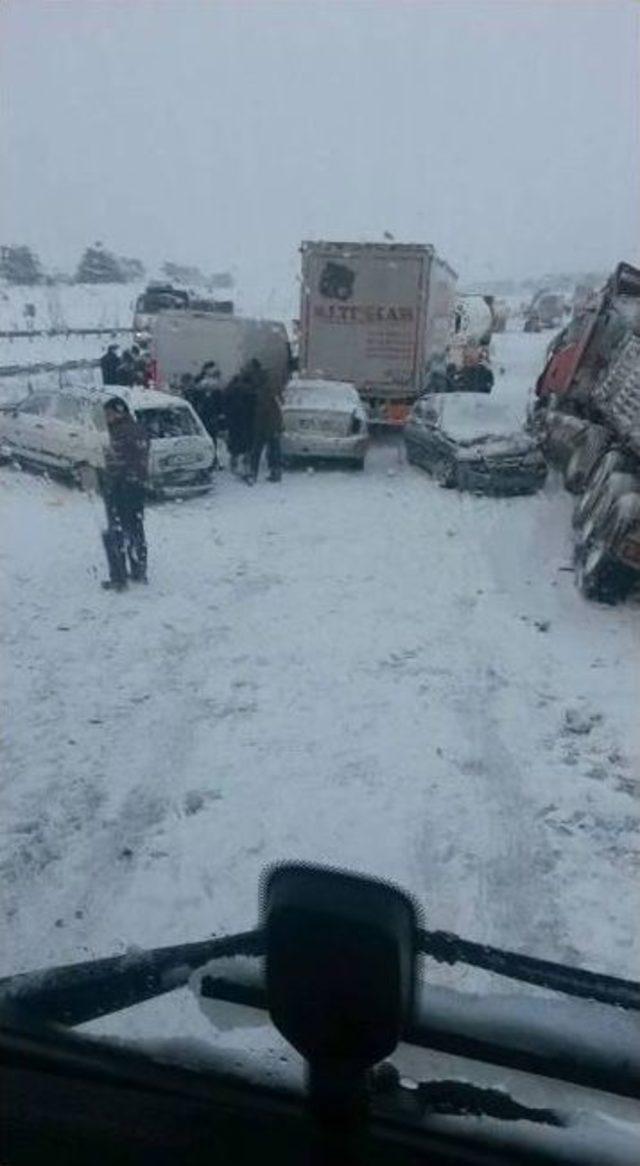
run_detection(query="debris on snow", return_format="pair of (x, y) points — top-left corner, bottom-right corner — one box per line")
(563, 707), (603, 736)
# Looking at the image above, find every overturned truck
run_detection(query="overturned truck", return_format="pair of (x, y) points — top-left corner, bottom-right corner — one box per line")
(533, 262), (640, 603)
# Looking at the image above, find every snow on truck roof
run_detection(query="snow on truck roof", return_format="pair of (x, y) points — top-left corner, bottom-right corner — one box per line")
(284, 378), (361, 412)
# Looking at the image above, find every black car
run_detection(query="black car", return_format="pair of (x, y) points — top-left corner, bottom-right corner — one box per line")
(404, 393), (547, 495)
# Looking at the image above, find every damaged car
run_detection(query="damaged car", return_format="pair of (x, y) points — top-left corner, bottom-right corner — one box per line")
(281, 377), (369, 469)
(404, 392), (547, 495)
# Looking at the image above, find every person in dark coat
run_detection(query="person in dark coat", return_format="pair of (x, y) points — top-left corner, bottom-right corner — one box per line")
(193, 361), (223, 467)
(100, 344), (120, 386)
(100, 397), (150, 591)
(117, 348), (137, 387)
(129, 345), (148, 386)
(224, 368), (257, 475)
(248, 359), (283, 483)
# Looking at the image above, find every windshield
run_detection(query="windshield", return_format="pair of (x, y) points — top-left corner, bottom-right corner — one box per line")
(1, 0), (639, 1078)
(135, 405), (201, 439)
(438, 393), (523, 440)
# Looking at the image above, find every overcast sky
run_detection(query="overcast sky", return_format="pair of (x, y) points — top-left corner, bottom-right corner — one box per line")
(1, 0), (638, 311)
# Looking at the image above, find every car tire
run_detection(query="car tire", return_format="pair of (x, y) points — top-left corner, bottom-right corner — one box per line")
(576, 540), (635, 604)
(436, 457), (457, 488)
(73, 461), (90, 490)
(350, 458), (365, 471)
(404, 443), (417, 466)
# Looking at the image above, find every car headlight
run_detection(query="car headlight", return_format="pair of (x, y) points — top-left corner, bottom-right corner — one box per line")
(350, 412), (363, 435)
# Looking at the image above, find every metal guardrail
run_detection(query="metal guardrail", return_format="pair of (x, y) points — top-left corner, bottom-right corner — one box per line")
(0, 327), (133, 339)
(0, 357), (100, 379)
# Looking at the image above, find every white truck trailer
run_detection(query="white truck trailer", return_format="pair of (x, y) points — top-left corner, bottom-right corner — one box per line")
(298, 241), (457, 425)
(150, 311), (291, 393)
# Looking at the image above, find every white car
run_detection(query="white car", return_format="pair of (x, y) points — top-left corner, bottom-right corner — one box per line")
(281, 378), (369, 469)
(0, 385), (215, 497)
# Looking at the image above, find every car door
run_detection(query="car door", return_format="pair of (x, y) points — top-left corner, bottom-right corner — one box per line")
(48, 394), (104, 471)
(5, 393), (55, 464)
(407, 396), (442, 468)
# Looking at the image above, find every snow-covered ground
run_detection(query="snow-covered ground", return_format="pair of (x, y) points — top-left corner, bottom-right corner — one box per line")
(1, 332), (639, 1051)
(0, 281), (140, 335)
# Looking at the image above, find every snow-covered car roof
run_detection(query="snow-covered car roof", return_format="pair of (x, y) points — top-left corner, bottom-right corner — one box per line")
(63, 385), (190, 412)
(434, 393), (528, 443)
(284, 378), (362, 413)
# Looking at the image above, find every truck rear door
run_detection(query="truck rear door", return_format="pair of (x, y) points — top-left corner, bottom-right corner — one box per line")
(300, 245), (426, 397)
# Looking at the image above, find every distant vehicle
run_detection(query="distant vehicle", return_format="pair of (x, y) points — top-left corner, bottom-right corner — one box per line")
(524, 291), (565, 332)
(447, 295), (494, 392)
(0, 386), (215, 498)
(488, 296), (509, 332)
(571, 282), (599, 318)
(151, 310), (291, 396)
(133, 284), (234, 344)
(404, 392), (547, 495)
(298, 240), (457, 426)
(133, 284), (190, 342)
(281, 378), (369, 469)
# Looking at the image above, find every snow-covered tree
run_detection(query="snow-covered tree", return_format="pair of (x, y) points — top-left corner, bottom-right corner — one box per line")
(0, 245), (43, 285)
(75, 243), (126, 284)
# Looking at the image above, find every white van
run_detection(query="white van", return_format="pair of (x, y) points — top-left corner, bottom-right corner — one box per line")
(0, 386), (215, 498)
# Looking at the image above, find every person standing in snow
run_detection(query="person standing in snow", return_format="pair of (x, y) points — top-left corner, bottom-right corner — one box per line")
(193, 360), (224, 467)
(99, 397), (149, 591)
(224, 366), (257, 476)
(248, 359), (283, 484)
(129, 344), (148, 386)
(100, 344), (120, 386)
(117, 348), (136, 387)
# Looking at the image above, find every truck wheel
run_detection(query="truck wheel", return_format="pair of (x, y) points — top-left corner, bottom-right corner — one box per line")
(573, 489), (596, 532)
(576, 541), (635, 604)
(572, 452), (622, 530)
(564, 447), (587, 494)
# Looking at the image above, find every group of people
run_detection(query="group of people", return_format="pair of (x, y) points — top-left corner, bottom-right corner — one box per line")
(96, 354), (285, 591)
(100, 343), (153, 388)
(178, 357), (284, 485)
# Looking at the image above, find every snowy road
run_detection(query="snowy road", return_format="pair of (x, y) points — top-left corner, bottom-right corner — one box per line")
(2, 333), (639, 1034)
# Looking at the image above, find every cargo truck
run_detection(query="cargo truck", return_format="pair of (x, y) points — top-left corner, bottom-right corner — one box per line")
(298, 241), (457, 425)
(532, 261), (640, 602)
(150, 310), (291, 395)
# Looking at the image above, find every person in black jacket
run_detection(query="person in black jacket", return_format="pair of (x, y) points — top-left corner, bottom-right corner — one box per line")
(249, 361), (283, 483)
(224, 368), (257, 475)
(100, 397), (150, 591)
(117, 348), (136, 387)
(193, 361), (223, 467)
(100, 345), (120, 386)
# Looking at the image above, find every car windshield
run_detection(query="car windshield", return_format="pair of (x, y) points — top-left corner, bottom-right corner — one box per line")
(2, 0), (639, 1095)
(135, 405), (201, 438)
(439, 394), (524, 441)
